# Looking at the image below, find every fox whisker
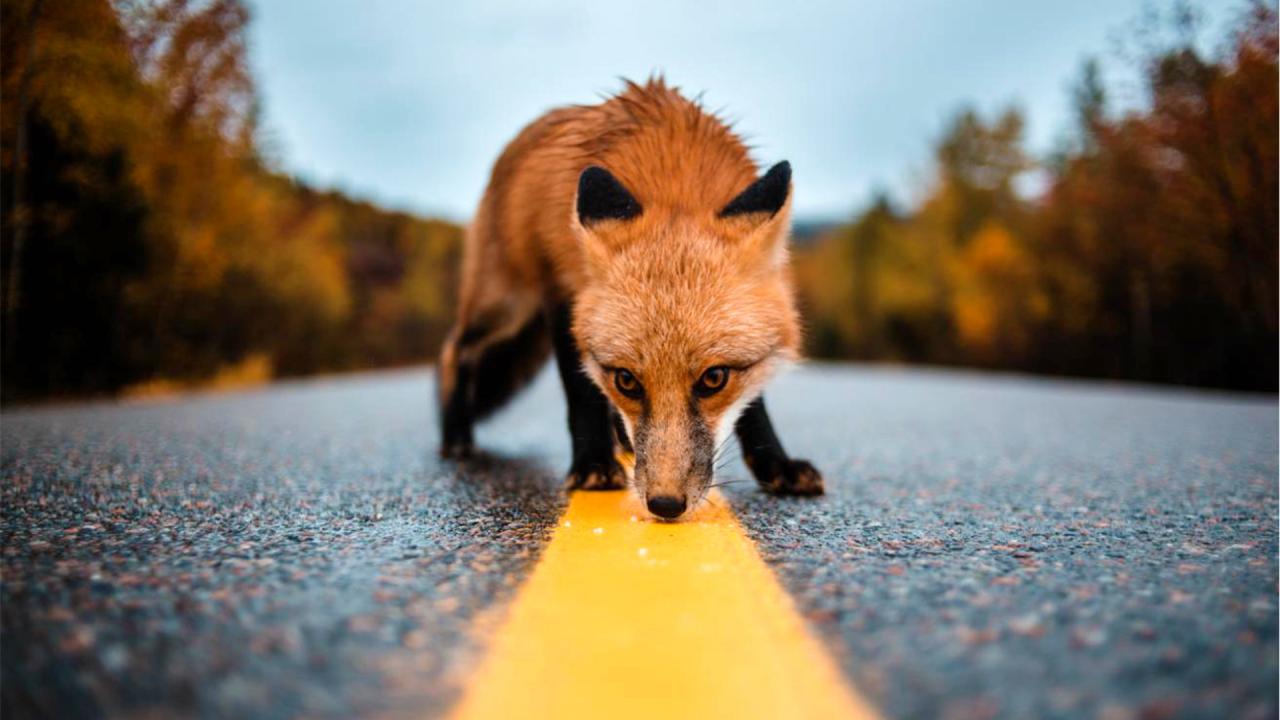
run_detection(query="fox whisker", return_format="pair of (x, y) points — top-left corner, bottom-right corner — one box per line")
(712, 435), (738, 468)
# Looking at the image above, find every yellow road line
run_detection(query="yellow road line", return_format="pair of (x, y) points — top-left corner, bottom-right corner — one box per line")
(451, 490), (879, 720)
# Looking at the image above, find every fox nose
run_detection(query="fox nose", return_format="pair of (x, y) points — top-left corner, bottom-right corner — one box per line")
(647, 495), (687, 519)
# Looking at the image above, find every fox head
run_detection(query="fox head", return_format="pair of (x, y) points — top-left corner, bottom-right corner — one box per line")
(570, 162), (800, 519)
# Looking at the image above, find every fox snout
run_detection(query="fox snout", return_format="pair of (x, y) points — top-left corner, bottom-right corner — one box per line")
(637, 459), (710, 520)
(632, 409), (715, 520)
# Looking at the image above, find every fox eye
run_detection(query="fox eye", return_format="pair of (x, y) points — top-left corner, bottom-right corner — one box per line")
(613, 369), (644, 399)
(694, 367), (730, 397)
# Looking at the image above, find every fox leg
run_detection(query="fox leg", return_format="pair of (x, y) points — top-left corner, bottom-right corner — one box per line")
(438, 323), (482, 458)
(435, 319), (483, 453)
(734, 397), (824, 495)
(438, 300), (550, 458)
(549, 303), (627, 490)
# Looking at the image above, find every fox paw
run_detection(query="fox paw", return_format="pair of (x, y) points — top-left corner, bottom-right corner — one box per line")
(565, 461), (627, 491)
(758, 458), (825, 496)
(440, 440), (474, 460)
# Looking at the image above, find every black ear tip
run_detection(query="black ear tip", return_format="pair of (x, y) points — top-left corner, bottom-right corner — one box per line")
(578, 165), (610, 190)
(719, 160), (792, 218)
(577, 166), (642, 224)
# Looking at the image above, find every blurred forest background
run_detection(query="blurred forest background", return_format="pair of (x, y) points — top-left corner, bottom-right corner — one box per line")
(0, 0), (462, 402)
(799, 4), (1277, 392)
(0, 0), (1275, 402)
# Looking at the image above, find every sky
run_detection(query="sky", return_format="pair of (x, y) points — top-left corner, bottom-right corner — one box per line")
(247, 1), (1239, 222)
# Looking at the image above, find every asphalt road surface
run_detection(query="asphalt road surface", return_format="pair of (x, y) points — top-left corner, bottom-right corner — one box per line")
(2, 365), (1276, 719)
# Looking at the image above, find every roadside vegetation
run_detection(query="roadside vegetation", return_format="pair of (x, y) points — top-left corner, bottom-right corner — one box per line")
(2, 1), (1274, 401)
(799, 4), (1276, 391)
(1, 0), (461, 402)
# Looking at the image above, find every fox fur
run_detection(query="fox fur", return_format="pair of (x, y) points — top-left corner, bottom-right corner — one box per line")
(439, 77), (823, 519)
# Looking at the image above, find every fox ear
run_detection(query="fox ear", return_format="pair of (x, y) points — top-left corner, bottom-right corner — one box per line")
(719, 161), (791, 219)
(577, 166), (642, 225)
(722, 161), (793, 268)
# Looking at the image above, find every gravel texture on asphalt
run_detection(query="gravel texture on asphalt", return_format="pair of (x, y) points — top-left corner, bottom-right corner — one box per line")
(2, 365), (1276, 720)
(2, 369), (568, 719)
(728, 366), (1278, 720)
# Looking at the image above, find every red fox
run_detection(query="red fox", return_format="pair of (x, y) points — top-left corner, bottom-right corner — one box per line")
(438, 78), (823, 519)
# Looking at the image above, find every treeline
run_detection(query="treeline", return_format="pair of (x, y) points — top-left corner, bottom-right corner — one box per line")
(1, 0), (462, 402)
(798, 4), (1277, 391)
(3, 2), (1275, 401)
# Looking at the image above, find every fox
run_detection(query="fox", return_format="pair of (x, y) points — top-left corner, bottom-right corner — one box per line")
(437, 77), (823, 520)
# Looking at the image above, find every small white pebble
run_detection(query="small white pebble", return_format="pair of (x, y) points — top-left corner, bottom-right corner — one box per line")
(592, 527), (604, 535)
(563, 521), (572, 528)
(637, 547), (649, 557)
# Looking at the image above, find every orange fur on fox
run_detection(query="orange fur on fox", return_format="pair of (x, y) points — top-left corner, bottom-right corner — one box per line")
(441, 77), (808, 508)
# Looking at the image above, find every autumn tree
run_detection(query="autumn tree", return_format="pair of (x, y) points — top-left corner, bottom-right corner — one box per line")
(797, 2), (1276, 391)
(1, 0), (462, 402)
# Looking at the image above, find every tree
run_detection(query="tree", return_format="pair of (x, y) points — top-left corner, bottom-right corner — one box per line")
(796, 3), (1277, 391)
(1, 0), (464, 402)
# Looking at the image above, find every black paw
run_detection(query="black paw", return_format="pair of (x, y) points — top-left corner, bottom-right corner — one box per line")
(753, 457), (825, 496)
(440, 440), (474, 460)
(565, 459), (628, 491)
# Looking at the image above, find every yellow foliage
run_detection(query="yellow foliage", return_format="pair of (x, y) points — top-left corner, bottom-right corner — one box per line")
(400, 222), (459, 318)
(948, 221), (1046, 359)
(952, 292), (998, 351)
(121, 352), (273, 402)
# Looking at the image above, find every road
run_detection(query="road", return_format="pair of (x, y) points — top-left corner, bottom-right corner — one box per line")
(2, 365), (1276, 719)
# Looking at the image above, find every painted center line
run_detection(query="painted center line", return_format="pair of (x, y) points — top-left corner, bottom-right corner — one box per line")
(451, 490), (878, 720)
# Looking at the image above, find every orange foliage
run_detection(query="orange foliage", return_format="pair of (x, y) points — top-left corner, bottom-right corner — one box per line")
(1, 0), (462, 401)
(798, 4), (1277, 389)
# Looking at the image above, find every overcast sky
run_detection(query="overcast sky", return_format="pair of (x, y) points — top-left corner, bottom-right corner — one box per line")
(246, 1), (1238, 222)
